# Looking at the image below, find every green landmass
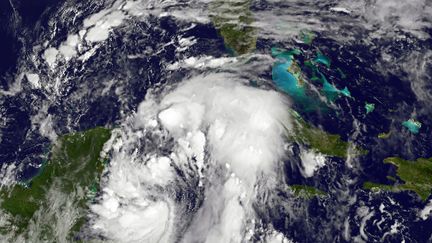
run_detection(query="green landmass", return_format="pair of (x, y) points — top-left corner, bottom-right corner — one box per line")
(299, 30), (316, 45)
(210, 0), (256, 55)
(271, 47), (301, 59)
(289, 110), (367, 158)
(363, 181), (394, 192)
(288, 59), (306, 87)
(378, 131), (391, 139)
(290, 185), (326, 199)
(0, 127), (111, 240)
(363, 157), (432, 201)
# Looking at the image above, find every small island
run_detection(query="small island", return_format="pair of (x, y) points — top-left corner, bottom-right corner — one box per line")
(402, 119), (422, 134)
(365, 103), (375, 114)
(290, 185), (327, 199)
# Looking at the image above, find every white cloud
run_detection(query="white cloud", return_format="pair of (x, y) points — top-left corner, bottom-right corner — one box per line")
(25, 73), (41, 89)
(0, 163), (18, 189)
(85, 10), (126, 43)
(300, 149), (326, 178)
(43, 47), (59, 67)
(30, 103), (58, 142)
(91, 72), (292, 242)
(420, 200), (432, 220)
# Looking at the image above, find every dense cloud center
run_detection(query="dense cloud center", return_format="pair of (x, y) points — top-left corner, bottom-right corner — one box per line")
(91, 73), (291, 242)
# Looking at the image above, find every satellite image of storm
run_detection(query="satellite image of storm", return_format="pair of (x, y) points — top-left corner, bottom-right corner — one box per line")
(0, 0), (432, 242)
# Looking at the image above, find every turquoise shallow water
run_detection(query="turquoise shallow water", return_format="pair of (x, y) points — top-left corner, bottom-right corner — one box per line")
(271, 48), (350, 111)
(272, 59), (306, 99)
(271, 49), (324, 112)
(314, 53), (331, 68)
(319, 71), (351, 102)
(402, 119), (422, 134)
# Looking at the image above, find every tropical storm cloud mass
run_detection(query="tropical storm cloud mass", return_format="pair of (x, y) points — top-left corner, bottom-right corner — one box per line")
(0, 0), (431, 242)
